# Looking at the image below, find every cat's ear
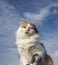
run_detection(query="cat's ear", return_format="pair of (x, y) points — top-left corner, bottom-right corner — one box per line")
(33, 21), (38, 26)
(20, 19), (26, 25)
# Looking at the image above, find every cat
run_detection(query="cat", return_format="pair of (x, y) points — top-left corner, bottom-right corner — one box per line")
(16, 20), (53, 65)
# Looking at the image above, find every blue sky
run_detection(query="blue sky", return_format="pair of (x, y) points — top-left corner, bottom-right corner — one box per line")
(0, 0), (58, 65)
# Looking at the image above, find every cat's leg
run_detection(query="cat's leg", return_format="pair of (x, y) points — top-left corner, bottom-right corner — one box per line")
(19, 58), (24, 65)
(20, 56), (30, 65)
(44, 54), (53, 65)
(30, 54), (43, 65)
(31, 54), (53, 65)
(31, 54), (42, 64)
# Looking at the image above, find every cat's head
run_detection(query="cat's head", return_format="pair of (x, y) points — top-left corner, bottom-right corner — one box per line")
(16, 20), (39, 37)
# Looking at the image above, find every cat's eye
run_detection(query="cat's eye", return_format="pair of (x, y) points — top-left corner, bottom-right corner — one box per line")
(30, 27), (34, 29)
(22, 26), (26, 28)
(23, 27), (26, 28)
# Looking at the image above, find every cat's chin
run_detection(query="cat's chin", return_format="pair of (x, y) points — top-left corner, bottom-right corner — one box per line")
(21, 34), (33, 39)
(24, 34), (31, 38)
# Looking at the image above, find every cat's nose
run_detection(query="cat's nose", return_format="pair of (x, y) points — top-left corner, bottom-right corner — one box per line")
(25, 29), (30, 34)
(25, 31), (29, 34)
(26, 29), (30, 31)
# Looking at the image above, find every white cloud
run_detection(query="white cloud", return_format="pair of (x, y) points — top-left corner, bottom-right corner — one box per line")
(40, 32), (58, 51)
(23, 8), (49, 23)
(0, 0), (21, 47)
(23, 3), (58, 24)
(0, 48), (19, 65)
(0, 1), (20, 65)
(48, 3), (58, 8)
(52, 51), (58, 58)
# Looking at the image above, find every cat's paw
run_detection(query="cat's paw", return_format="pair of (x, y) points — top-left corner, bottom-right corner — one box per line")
(31, 54), (42, 63)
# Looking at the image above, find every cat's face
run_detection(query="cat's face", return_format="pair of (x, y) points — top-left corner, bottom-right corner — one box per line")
(17, 20), (38, 37)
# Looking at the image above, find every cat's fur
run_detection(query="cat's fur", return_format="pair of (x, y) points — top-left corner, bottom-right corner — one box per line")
(16, 20), (53, 65)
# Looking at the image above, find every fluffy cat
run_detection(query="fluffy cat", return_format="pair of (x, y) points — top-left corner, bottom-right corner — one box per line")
(16, 20), (53, 65)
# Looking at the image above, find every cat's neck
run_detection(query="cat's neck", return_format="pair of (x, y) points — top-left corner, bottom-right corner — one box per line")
(18, 34), (39, 40)
(16, 34), (39, 45)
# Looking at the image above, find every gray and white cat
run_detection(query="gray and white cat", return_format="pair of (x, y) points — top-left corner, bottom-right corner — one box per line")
(16, 20), (53, 65)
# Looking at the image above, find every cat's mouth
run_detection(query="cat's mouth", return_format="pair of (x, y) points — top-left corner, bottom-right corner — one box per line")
(22, 34), (31, 39)
(25, 31), (32, 35)
(25, 31), (29, 34)
(25, 33), (30, 36)
(25, 31), (34, 36)
(24, 32), (32, 37)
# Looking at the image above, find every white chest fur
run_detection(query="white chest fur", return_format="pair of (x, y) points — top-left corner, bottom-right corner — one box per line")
(16, 32), (45, 65)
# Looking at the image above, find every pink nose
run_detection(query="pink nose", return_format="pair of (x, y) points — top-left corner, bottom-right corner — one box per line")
(26, 29), (30, 32)
(25, 29), (30, 34)
(25, 31), (29, 34)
